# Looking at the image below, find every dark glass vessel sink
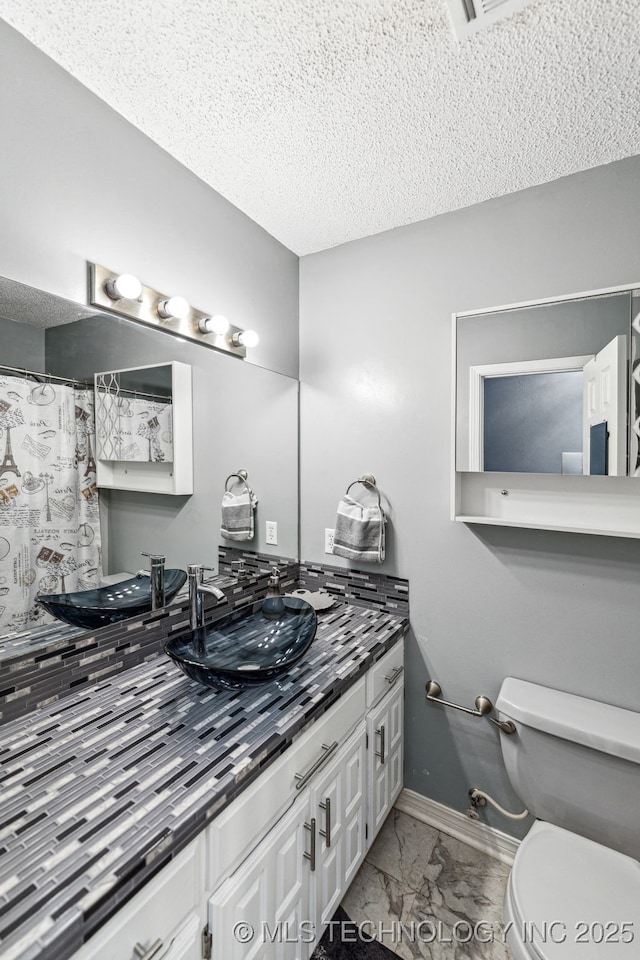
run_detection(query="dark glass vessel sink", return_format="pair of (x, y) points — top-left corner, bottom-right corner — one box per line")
(36, 569), (187, 630)
(164, 596), (318, 690)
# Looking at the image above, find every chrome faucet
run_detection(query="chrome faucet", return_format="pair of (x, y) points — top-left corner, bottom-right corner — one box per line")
(141, 552), (166, 610)
(188, 563), (226, 630)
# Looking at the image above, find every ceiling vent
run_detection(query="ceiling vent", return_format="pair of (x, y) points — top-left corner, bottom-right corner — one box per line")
(445, 0), (538, 41)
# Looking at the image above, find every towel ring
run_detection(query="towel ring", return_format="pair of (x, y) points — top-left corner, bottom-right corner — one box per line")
(345, 474), (381, 509)
(224, 468), (249, 492)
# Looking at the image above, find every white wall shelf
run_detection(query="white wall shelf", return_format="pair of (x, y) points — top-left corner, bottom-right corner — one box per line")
(452, 281), (640, 539)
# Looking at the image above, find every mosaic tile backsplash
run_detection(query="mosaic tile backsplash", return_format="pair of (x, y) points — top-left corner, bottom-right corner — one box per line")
(0, 603), (407, 960)
(0, 558), (298, 726)
(298, 561), (409, 617)
(0, 551), (408, 726)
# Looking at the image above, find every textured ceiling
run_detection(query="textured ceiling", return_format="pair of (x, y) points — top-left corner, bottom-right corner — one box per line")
(0, 0), (638, 255)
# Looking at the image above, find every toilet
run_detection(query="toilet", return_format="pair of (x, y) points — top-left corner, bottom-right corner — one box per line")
(496, 677), (640, 959)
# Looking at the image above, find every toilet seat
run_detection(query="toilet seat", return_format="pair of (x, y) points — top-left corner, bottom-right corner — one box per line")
(505, 821), (640, 959)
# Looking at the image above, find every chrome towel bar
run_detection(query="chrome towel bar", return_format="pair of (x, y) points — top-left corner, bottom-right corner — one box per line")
(425, 680), (516, 734)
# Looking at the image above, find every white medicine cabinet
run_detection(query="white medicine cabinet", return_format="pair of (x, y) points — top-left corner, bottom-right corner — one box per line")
(452, 282), (640, 538)
(95, 360), (193, 495)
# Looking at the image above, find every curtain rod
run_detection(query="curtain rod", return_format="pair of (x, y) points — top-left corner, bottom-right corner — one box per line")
(0, 364), (171, 403)
(0, 362), (90, 388)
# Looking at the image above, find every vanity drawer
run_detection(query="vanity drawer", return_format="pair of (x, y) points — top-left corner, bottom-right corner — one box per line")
(72, 836), (205, 960)
(366, 640), (404, 707)
(206, 675), (366, 888)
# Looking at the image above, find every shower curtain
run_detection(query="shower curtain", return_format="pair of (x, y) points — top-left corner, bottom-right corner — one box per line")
(0, 374), (102, 633)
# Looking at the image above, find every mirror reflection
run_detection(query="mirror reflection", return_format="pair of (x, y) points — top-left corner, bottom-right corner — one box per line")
(96, 364), (174, 463)
(0, 275), (299, 650)
(456, 291), (633, 476)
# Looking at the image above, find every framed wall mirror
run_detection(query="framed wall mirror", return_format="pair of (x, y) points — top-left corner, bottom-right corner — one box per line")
(452, 282), (640, 538)
(0, 275), (299, 652)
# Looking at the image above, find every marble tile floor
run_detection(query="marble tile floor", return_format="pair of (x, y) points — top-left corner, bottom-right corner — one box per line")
(315, 809), (513, 960)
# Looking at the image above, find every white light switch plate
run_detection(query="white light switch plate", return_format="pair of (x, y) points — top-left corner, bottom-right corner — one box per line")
(325, 528), (335, 554)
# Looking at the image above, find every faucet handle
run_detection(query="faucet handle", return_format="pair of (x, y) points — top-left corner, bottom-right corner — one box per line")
(141, 551), (165, 562)
(187, 563), (217, 578)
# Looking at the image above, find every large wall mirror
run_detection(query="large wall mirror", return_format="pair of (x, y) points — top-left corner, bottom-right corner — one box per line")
(0, 275), (299, 651)
(456, 288), (640, 477)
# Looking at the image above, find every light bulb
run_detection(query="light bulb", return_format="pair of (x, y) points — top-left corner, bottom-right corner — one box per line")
(198, 314), (230, 336)
(157, 296), (190, 320)
(105, 273), (142, 301)
(232, 329), (259, 349)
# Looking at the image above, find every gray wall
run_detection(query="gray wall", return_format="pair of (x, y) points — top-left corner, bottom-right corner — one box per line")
(0, 315), (44, 368)
(299, 156), (640, 836)
(0, 20), (298, 380)
(46, 316), (299, 571)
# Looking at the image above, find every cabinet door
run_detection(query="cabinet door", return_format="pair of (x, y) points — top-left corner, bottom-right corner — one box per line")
(208, 797), (312, 960)
(72, 837), (205, 960)
(159, 915), (203, 960)
(309, 724), (367, 930)
(367, 681), (404, 842)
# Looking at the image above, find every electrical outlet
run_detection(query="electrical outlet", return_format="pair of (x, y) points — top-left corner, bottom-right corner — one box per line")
(325, 528), (335, 554)
(265, 521), (278, 545)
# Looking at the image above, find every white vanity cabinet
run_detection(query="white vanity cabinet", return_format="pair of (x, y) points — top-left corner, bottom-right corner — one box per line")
(66, 638), (404, 960)
(208, 724), (366, 960)
(206, 642), (404, 960)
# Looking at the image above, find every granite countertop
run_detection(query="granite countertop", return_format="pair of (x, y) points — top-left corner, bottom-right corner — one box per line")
(0, 602), (407, 960)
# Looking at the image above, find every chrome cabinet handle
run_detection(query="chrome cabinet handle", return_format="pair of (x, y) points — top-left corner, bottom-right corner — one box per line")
(133, 939), (164, 960)
(304, 817), (317, 871)
(375, 725), (386, 764)
(385, 665), (404, 686)
(294, 741), (339, 791)
(319, 797), (331, 847)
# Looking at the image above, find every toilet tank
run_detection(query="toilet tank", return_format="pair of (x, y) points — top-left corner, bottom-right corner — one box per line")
(497, 678), (640, 861)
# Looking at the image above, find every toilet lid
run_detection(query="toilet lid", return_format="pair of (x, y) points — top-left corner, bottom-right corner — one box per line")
(509, 821), (640, 959)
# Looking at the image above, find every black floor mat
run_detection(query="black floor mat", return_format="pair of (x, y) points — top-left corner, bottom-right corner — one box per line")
(311, 906), (400, 959)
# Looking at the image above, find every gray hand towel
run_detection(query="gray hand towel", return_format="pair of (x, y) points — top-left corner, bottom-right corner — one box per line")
(332, 494), (385, 563)
(221, 486), (258, 541)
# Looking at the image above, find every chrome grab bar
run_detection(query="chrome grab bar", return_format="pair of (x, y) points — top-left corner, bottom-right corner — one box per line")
(425, 680), (516, 734)
(294, 741), (339, 791)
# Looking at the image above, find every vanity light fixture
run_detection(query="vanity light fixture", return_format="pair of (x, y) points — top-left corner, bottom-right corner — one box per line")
(104, 273), (143, 302)
(89, 263), (259, 359)
(157, 295), (190, 320)
(198, 314), (230, 336)
(232, 329), (260, 349)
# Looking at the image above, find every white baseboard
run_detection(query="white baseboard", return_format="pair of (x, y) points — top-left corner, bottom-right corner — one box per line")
(394, 788), (520, 866)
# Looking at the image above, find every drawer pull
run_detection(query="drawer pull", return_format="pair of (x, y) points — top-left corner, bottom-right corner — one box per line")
(319, 797), (331, 847)
(385, 665), (404, 686)
(133, 939), (164, 960)
(304, 817), (317, 871)
(375, 724), (386, 764)
(295, 741), (339, 791)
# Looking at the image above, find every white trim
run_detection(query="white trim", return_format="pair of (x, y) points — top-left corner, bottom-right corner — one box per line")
(394, 788), (520, 866)
(468, 355), (592, 471)
(455, 280), (640, 319)
(450, 311), (459, 521)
